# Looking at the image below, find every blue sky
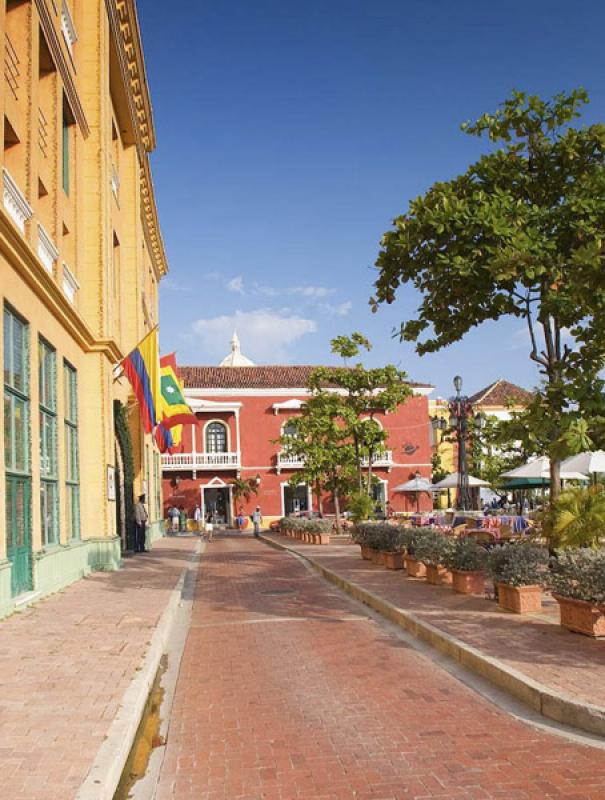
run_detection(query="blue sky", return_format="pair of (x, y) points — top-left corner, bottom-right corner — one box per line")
(139, 0), (605, 398)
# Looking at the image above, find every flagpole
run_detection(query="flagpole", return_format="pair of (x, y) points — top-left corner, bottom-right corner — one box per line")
(113, 324), (160, 383)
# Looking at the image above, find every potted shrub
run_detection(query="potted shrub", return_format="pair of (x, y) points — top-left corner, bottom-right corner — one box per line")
(352, 522), (377, 560)
(414, 529), (455, 585)
(401, 528), (428, 577)
(443, 537), (488, 595)
(548, 548), (605, 637)
(542, 484), (605, 549)
(487, 541), (548, 614)
(307, 518), (332, 545)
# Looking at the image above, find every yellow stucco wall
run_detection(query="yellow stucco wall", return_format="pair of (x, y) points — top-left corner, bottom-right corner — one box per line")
(0, 0), (167, 605)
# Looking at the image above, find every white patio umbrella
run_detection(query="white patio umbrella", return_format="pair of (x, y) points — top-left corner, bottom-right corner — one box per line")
(561, 451), (605, 477)
(432, 472), (490, 489)
(500, 456), (588, 482)
(393, 475), (432, 512)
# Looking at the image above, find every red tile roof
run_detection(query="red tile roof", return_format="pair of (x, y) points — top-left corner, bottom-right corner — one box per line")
(469, 379), (533, 407)
(179, 365), (431, 391)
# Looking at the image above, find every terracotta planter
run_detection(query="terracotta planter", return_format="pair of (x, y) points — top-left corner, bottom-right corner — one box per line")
(317, 534), (330, 545)
(371, 549), (385, 565)
(404, 555), (426, 578)
(497, 583), (542, 614)
(383, 551), (405, 570)
(360, 545), (372, 560)
(451, 569), (486, 595)
(425, 564), (452, 586)
(311, 533), (319, 545)
(553, 595), (605, 638)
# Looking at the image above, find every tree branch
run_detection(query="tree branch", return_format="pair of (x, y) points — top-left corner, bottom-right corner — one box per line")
(525, 292), (549, 369)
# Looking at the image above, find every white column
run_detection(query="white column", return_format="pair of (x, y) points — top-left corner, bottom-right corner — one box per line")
(235, 409), (241, 463)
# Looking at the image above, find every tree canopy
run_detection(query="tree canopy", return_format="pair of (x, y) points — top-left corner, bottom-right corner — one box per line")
(371, 89), (605, 493)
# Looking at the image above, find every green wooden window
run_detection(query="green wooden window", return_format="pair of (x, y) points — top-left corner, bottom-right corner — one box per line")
(4, 305), (33, 595)
(39, 338), (58, 546)
(64, 361), (80, 540)
(4, 305), (30, 475)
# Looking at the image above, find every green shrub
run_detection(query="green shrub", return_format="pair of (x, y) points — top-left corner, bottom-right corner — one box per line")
(352, 522), (404, 552)
(443, 537), (488, 572)
(398, 527), (428, 556)
(542, 485), (605, 549)
(280, 517), (331, 534)
(547, 548), (605, 604)
(414, 529), (455, 567)
(347, 492), (376, 523)
(487, 541), (548, 587)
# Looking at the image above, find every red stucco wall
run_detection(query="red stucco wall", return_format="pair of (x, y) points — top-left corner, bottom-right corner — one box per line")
(162, 390), (433, 521)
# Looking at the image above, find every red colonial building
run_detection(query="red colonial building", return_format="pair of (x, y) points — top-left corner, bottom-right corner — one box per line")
(161, 334), (434, 525)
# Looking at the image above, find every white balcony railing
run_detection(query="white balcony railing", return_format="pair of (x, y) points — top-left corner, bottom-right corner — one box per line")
(277, 449), (394, 472)
(37, 223), (59, 274)
(361, 450), (393, 467)
(3, 168), (32, 233)
(276, 452), (305, 471)
(162, 452), (240, 471)
(61, 0), (77, 56)
(111, 162), (120, 202)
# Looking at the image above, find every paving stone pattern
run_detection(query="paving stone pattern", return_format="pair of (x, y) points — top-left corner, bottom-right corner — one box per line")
(268, 537), (605, 712)
(155, 535), (605, 800)
(0, 537), (197, 800)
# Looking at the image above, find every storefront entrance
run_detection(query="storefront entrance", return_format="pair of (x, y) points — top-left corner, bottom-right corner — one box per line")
(202, 485), (232, 525)
(282, 484), (309, 515)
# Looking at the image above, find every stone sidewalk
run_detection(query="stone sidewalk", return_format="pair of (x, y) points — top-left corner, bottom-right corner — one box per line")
(262, 534), (605, 732)
(0, 535), (198, 800)
(154, 534), (605, 800)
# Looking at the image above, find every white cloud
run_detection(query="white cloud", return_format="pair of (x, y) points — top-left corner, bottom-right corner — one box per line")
(334, 300), (353, 317)
(192, 309), (317, 362)
(161, 276), (191, 293)
(256, 284), (335, 299)
(227, 275), (244, 294)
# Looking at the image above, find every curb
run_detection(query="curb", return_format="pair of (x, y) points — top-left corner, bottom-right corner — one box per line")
(76, 541), (202, 800)
(261, 535), (605, 740)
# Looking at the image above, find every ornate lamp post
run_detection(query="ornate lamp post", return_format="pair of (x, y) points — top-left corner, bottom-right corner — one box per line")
(448, 375), (485, 510)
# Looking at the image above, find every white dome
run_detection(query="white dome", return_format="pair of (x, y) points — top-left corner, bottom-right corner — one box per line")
(219, 331), (255, 367)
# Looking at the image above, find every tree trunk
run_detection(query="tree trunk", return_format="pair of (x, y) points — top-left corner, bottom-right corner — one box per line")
(315, 480), (324, 517)
(550, 458), (561, 503)
(334, 486), (341, 530)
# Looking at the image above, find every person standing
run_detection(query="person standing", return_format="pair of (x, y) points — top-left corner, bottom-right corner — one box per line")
(134, 494), (148, 553)
(179, 506), (186, 533)
(252, 506), (262, 538)
(194, 504), (202, 533)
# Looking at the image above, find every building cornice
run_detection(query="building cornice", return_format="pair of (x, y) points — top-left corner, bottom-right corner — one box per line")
(0, 213), (124, 364)
(108, 0), (156, 153)
(34, 0), (89, 137)
(140, 160), (168, 278)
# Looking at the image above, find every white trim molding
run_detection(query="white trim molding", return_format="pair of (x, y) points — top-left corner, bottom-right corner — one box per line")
(2, 169), (33, 233)
(37, 223), (59, 274)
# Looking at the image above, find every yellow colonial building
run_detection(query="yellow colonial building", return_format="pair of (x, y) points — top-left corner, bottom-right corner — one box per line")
(0, 0), (167, 616)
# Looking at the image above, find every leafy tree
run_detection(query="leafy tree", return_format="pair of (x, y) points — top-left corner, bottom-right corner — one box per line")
(468, 414), (526, 486)
(280, 392), (356, 528)
(229, 477), (259, 509)
(371, 90), (605, 498)
(309, 334), (412, 494)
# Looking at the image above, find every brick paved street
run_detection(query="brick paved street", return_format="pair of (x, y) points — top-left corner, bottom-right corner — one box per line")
(263, 536), (605, 712)
(154, 535), (605, 800)
(0, 537), (197, 800)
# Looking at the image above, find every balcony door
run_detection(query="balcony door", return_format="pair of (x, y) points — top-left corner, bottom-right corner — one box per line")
(206, 421), (227, 453)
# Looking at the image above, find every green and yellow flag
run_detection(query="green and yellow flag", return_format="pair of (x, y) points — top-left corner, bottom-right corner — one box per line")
(159, 353), (196, 428)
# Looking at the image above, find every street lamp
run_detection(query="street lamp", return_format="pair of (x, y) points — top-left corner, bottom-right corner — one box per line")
(448, 375), (483, 510)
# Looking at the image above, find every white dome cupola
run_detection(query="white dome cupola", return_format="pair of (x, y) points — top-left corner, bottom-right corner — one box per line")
(219, 330), (255, 367)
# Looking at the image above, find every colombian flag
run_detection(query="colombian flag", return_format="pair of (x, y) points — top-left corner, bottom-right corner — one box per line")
(159, 353), (196, 428)
(122, 328), (161, 434)
(155, 423), (183, 454)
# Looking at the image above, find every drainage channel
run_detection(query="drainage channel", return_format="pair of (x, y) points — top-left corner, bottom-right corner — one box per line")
(113, 656), (167, 800)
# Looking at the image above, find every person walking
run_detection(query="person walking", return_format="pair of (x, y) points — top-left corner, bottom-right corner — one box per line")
(179, 506), (186, 533)
(134, 494), (148, 553)
(252, 506), (262, 538)
(169, 505), (179, 534)
(194, 504), (202, 534)
(205, 509), (214, 542)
